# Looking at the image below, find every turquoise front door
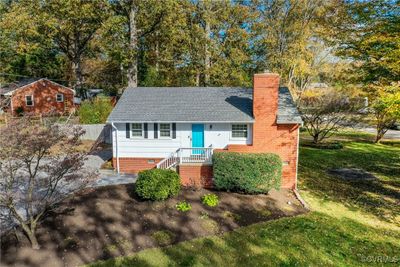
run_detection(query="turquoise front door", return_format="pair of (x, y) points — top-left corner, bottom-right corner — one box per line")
(192, 124), (204, 154)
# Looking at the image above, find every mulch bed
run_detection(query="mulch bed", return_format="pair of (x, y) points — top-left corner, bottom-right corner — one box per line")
(1, 185), (307, 267)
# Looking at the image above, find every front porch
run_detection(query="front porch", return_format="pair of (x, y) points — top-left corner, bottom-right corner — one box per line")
(156, 147), (214, 169)
(156, 147), (214, 188)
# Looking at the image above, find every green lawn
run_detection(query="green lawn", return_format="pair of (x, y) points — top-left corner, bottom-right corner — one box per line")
(88, 133), (400, 267)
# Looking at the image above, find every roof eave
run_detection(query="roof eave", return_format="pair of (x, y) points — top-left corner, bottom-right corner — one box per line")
(106, 119), (255, 124)
(276, 119), (303, 126)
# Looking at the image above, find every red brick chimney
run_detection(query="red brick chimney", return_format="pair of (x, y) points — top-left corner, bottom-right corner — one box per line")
(219, 72), (300, 189)
(252, 73), (280, 147)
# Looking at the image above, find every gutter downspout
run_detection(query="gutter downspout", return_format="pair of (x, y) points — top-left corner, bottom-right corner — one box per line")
(293, 124), (309, 210)
(111, 122), (120, 174)
(295, 125), (300, 190)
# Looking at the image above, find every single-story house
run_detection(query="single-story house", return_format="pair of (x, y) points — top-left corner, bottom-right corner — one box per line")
(107, 73), (302, 189)
(0, 78), (75, 116)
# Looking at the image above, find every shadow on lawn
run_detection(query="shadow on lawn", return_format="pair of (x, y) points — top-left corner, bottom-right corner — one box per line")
(299, 143), (400, 224)
(90, 212), (400, 267)
(1, 184), (304, 267)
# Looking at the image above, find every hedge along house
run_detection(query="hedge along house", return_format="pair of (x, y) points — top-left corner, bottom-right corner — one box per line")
(107, 73), (303, 189)
(0, 78), (75, 116)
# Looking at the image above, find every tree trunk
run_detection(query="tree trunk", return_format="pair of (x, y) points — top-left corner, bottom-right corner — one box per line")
(313, 134), (319, 144)
(72, 59), (84, 98)
(204, 18), (211, 86)
(19, 222), (40, 250)
(375, 129), (384, 143)
(195, 71), (200, 87)
(127, 4), (138, 88)
(26, 230), (40, 250)
(155, 33), (159, 72)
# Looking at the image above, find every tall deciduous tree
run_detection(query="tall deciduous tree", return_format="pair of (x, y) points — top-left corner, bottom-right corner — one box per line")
(0, 0), (65, 82)
(43, 0), (109, 96)
(109, 0), (167, 88)
(333, 0), (400, 85)
(251, 0), (333, 98)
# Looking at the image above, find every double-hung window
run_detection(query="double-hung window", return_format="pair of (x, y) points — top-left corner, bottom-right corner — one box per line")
(231, 124), (248, 139)
(25, 95), (34, 106)
(131, 123), (143, 138)
(56, 93), (64, 102)
(159, 123), (171, 138)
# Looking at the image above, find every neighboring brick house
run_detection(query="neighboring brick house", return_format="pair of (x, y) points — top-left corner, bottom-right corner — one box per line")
(0, 78), (75, 116)
(107, 73), (302, 189)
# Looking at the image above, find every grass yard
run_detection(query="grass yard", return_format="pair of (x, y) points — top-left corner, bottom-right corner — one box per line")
(89, 131), (400, 267)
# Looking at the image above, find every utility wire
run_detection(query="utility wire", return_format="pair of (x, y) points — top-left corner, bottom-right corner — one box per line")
(0, 72), (77, 84)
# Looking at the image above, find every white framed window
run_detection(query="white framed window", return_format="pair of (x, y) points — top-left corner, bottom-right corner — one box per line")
(56, 93), (64, 102)
(25, 95), (34, 106)
(231, 124), (248, 139)
(130, 123), (143, 138)
(159, 123), (172, 138)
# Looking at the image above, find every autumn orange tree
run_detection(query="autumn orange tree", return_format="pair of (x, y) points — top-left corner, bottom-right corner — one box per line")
(370, 86), (400, 143)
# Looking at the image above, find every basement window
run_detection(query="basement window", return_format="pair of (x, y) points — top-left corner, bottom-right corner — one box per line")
(25, 95), (33, 106)
(231, 124), (248, 139)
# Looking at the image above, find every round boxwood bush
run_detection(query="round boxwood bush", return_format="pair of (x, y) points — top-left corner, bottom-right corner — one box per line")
(213, 152), (282, 194)
(135, 169), (181, 200)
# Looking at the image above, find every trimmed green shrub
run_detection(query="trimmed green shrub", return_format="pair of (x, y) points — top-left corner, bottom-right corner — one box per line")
(201, 193), (219, 207)
(135, 169), (181, 201)
(212, 152), (282, 193)
(176, 200), (192, 212)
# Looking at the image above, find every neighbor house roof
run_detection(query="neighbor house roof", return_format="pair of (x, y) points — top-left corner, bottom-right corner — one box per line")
(0, 78), (40, 95)
(0, 78), (75, 96)
(107, 86), (302, 124)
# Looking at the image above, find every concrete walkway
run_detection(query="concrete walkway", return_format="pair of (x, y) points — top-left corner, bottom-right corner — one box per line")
(93, 171), (137, 187)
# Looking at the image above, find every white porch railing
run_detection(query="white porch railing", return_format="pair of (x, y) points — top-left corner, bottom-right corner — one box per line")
(156, 147), (213, 169)
(178, 147), (213, 164)
(156, 151), (179, 169)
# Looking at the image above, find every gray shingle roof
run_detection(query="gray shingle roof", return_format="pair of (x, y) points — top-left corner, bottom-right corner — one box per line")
(107, 86), (302, 124)
(277, 87), (303, 124)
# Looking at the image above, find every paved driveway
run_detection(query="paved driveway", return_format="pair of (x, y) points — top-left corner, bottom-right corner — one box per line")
(357, 127), (400, 140)
(85, 148), (137, 187)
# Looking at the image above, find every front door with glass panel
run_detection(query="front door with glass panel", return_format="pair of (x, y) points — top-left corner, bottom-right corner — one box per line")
(191, 124), (204, 154)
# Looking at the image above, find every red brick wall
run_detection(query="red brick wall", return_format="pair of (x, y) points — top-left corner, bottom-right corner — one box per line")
(11, 79), (74, 116)
(112, 157), (162, 174)
(112, 158), (214, 188)
(223, 73), (300, 189)
(178, 164), (213, 188)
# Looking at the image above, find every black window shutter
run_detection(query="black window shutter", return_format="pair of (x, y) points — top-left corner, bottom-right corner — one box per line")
(126, 123), (130, 138)
(144, 123), (148, 138)
(154, 123), (158, 139)
(172, 123), (176, 139)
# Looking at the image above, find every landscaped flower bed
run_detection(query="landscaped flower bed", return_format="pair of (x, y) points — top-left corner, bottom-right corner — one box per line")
(1, 185), (307, 267)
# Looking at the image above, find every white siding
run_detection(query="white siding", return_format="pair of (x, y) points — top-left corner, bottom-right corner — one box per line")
(112, 122), (252, 158)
